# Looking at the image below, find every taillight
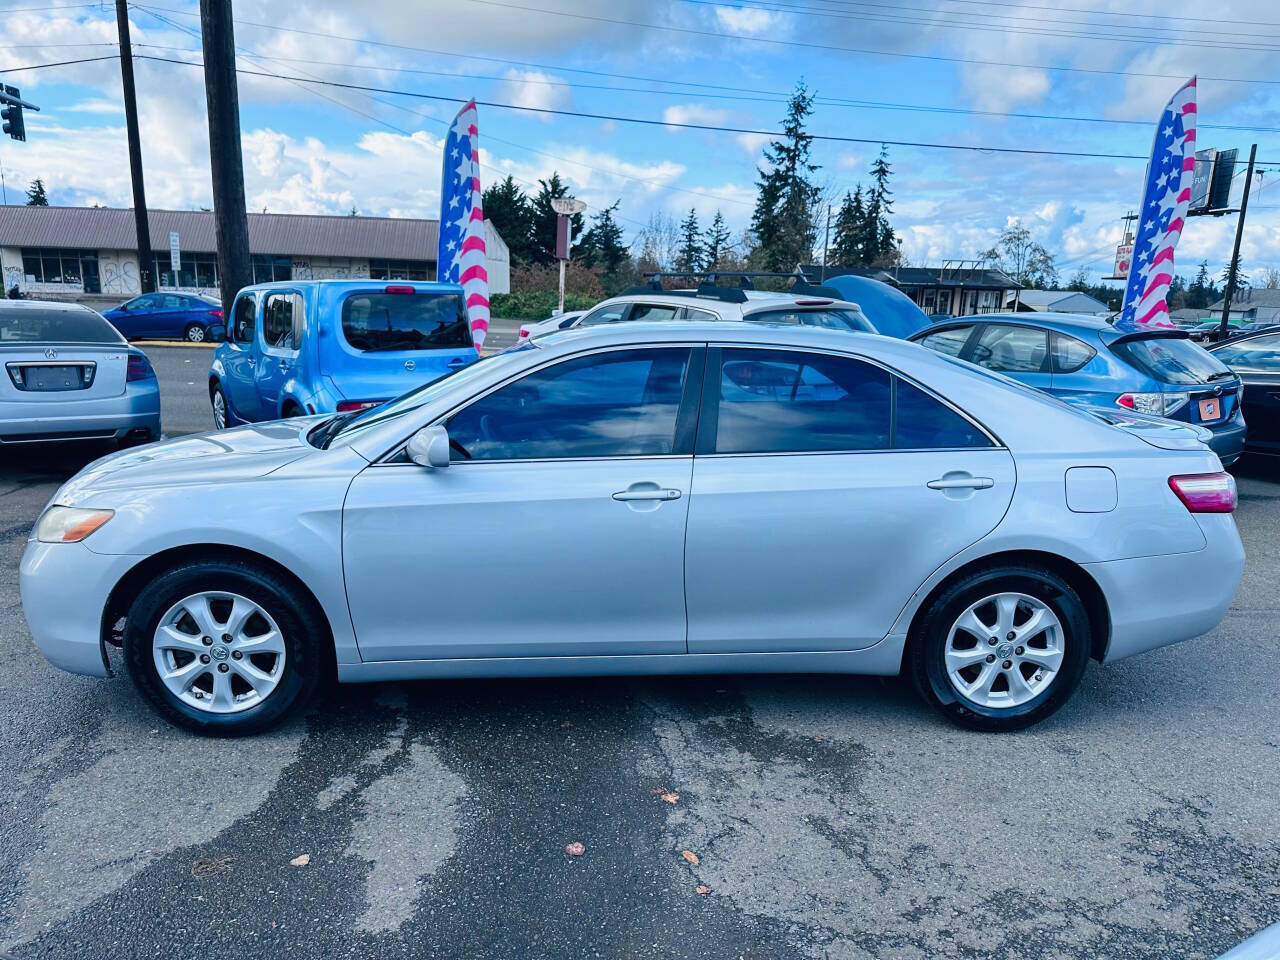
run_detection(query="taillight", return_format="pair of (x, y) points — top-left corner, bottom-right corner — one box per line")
(384, 285), (415, 295)
(518, 327), (529, 339)
(336, 400), (383, 412)
(1169, 472), (1237, 513)
(126, 354), (155, 382)
(208, 309), (223, 319)
(1116, 392), (1188, 417)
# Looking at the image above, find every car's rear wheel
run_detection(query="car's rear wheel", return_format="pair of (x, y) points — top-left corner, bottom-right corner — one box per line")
(123, 560), (326, 736)
(210, 382), (228, 429)
(184, 323), (207, 343)
(908, 565), (1091, 732)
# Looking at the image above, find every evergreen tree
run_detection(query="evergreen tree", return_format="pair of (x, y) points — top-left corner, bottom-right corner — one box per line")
(748, 81), (821, 271)
(529, 172), (584, 265)
(703, 210), (731, 272)
(867, 146), (897, 262)
(676, 208), (703, 274)
(831, 188), (864, 265)
(481, 175), (535, 264)
(578, 200), (627, 274)
(25, 178), (48, 206)
(1186, 260), (1211, 309)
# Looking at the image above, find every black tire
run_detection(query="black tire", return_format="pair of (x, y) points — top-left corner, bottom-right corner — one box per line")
(210, 381), (228, 429)
(123, 559), (327, 736)
(281, 402), (302, 418)
(184, 322), (207, 343)
(907, 564), (1091, 732)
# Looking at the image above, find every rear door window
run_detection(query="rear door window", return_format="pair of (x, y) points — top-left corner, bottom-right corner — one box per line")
(893, 379), (992, 449)
(1112, 335), (1231, 385)
(970, 324), (1049, 373)
(341, 292), (471, 352)
(262, 293), (302, 350)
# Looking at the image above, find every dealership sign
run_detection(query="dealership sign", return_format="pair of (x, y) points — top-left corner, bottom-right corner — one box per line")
(1113, 239), (1134, 279)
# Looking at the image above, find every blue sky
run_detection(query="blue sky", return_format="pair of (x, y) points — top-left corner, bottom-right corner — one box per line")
(5, 0), (1280, 282)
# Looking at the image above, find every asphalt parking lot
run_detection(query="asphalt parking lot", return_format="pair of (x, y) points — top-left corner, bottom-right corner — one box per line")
(1, 344), (1279, 959)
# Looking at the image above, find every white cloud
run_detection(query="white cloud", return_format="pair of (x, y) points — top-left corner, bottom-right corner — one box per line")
(496, 69), (570, 120)
(713, 6), (781, 35)
(735, 132), (771, 156)
(663, 104), (731, 130)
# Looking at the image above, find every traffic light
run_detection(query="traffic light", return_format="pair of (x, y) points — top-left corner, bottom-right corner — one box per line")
(2, 86), (26, 142)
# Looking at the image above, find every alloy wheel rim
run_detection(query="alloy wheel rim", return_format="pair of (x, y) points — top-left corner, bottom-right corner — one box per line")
(943, 592), (1064, 709)
(212, 391), (226, 429)
(152, 591), (286, 714)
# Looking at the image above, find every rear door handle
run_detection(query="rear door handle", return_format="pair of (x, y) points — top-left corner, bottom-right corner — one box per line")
(613, 487), (682, 502)
(928, 476), (994, 490)
(278, 359), (290, 372)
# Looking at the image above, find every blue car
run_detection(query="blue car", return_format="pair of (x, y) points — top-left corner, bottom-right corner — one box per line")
(208, 279), (477, 427)
(817, 274), (931, 339)
(103, 292), (224, 342)
(910, 313), (1246, 465)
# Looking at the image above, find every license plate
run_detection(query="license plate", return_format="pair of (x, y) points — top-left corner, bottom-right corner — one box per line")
(1198, 397), (1222, 421)
(25, 365), (83, 391)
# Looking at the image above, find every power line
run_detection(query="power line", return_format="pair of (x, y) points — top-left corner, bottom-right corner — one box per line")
(457, 0), (1280, 86)
(130, 0), (1280, 87)
(135, 53), (1280, 166)
(0, 54), (120, 72)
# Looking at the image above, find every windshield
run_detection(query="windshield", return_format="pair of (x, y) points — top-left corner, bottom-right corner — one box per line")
(321, 341), (537, 447)
(0, 306), (123, 344)
(341, 292), (473, 352)
(1112, 335), (1232, 385)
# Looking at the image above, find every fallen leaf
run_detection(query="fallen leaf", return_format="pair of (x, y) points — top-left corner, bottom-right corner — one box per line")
(289, 853), (311, 867)
(681, 850), (700, 866)
(650, 787), (668, 796)
(564, 841), (586, 857)
(661, 792), (680, 805)
(696, 884), (711, 895)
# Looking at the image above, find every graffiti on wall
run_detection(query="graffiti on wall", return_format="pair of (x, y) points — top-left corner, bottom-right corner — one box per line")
(292, 258), (369, 280)
(100, 255), (140, 296)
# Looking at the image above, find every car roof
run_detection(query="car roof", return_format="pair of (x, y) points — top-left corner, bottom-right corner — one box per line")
(241, 279), (464, 294)
(0, 298), (99, 313)
(590, 291), (864, 315)
(918, 310), (1164, 344)
(536, 318), (888, 353)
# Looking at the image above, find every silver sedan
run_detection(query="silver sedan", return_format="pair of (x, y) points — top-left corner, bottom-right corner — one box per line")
(0, 299), (160, 445)
(21, 321), (1243, 735)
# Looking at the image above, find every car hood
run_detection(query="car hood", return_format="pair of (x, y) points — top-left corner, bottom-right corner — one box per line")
(57, 418), (322, 501)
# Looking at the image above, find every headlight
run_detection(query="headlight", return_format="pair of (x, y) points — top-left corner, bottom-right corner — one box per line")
(36, 505), (115, 543)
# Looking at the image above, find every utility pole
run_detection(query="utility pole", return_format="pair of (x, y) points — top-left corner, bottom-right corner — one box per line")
(821, 204), (831, 281)
(200, 0), (252, 309)
(115, 0), (155, 293)
(1217, 143), (1257, 342)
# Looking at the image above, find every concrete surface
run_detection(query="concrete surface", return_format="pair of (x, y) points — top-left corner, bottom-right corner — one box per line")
(0, 347), (1277, 959)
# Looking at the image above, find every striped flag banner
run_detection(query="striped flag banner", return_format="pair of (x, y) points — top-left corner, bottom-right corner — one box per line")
(1118, 77), (1197, 330)
(437, 100), (489, 351)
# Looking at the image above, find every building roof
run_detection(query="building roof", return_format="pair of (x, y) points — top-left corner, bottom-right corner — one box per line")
(1209, 288), (1280, 310)
(800, 264), (1019, 290)
(1006, 289), (1110, 312)
(0, 204), (441, 260)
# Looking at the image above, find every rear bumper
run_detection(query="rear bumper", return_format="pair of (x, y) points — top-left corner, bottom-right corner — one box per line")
(20, 539), (144, 677)
(1206, 414), (1247, 466)
(1086, 513), (1244, 663)
(0, 381), (160, 442)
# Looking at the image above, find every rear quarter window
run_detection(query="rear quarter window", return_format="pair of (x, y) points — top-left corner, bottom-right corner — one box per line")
(341, 292), (472, 351)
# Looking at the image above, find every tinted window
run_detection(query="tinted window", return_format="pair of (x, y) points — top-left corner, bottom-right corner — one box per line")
(0, 306), (122, 344)
(232, 295), (256, 343)
(970, 324), (1048, 373)
(630, 304), (680, 323)
(447, 348), (691, 460)
(1113, 336), (1231, 385)
(919, 326), (973, 357)
(745, 308), (873, 332)
(1213, 333), (1280, 371)
(579, 303), (627, 326)
(682, 307), (718, 321)
(893, 379), (991, 449)
(1052, 333), (1097, 373)
(262, 293), (300, 349)
(341, 292), (470, 352)
(710, 349), (890, 454)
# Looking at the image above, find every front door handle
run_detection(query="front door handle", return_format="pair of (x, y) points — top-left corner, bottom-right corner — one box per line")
(613, 487), (682, 502)
(278, 359), (290, 372)
(927, 476), (994, 490)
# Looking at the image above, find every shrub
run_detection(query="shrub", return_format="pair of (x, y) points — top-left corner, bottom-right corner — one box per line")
(490, 290), (598, 321)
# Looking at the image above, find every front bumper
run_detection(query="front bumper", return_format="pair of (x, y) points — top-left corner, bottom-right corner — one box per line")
(0, 382), (161, 443)
(20, 539), (143, 677)
(1085, 513), (1244, 663)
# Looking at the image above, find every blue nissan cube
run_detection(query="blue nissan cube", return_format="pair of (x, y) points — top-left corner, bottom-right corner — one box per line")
(909, 313), (1247, 465)
(209, 280), (477, 427)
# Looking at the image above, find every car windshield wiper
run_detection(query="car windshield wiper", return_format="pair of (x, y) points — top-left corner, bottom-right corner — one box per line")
(1207, 370), (1236, 381)
(310, 411), (361, 449)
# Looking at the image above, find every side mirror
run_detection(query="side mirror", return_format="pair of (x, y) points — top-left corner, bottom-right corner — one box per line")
(406, 424), (451, 469)
(208, 323), (227, 342)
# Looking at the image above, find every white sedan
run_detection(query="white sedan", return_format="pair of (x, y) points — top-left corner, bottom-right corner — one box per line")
(22, 322), (1243, 735)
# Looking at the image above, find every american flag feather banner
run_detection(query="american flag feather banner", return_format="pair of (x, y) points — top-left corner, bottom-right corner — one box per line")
(1118, 77), (1197, 330)
(437, 100), (489, 351)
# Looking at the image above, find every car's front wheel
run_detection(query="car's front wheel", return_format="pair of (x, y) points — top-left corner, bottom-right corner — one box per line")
(184, 323), (207, 343)
(123, 559), (326, 735)
(908, 565), (1091, 732)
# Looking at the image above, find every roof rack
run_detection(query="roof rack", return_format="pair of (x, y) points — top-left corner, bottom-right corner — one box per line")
(638, 270), (845, 303)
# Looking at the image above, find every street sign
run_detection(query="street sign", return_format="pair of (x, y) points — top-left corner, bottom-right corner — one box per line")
(1190, 149), (1216, 213)
(169, 231), (180, 275)
(550, 197), (586, 215)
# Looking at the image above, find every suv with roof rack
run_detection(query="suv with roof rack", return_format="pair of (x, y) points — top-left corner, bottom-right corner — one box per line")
(518, 279), (880, 341)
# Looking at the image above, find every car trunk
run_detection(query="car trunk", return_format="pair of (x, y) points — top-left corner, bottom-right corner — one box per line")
(0, 344), (128, 404)
(1072, 403), (1212, 452)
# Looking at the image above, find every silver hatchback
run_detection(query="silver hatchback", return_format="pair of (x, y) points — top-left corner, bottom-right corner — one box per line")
(0, 300), (160, 445)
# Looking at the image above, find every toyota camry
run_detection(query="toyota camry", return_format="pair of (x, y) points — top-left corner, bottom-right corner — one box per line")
(21, 322), (1243, 735)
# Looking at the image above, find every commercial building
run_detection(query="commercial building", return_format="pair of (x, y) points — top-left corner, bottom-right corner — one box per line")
(1004, 289), (1112, 314)
(800, 264), (1020, 317)
(0, 205), (510, 304)
(1209, 288), (1280, 325)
